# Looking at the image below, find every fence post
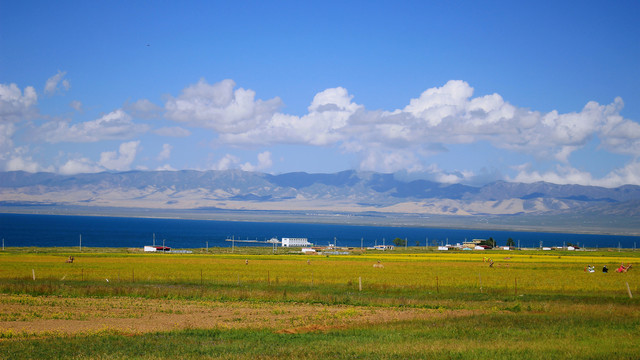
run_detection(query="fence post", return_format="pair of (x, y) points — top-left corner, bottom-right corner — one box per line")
(627, 282), (633, 299)
(436, 276), (439, 294)
(32, 269), (35, 281)
(514, 278), (518, 296)
(359, 276), (362, 292)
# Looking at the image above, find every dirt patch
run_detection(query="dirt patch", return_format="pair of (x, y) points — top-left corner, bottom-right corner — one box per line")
(0, 294), (483, 337)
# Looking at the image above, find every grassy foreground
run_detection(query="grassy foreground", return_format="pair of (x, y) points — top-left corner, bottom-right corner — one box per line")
(0, 247), (639, 359)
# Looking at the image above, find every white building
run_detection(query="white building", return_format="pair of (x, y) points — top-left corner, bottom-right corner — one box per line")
(281, 237), (312, 247)
(144, 245), (170, 252)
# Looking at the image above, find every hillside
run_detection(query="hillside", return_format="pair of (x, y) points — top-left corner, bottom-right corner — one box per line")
(1, 170), (639, 233)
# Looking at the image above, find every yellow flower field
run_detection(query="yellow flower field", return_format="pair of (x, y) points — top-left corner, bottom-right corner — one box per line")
(1, 249), (637, 297)
(1, 248), (639, 359)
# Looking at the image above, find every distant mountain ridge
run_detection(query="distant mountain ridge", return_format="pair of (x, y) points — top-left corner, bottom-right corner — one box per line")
(1, 170), (639, 220)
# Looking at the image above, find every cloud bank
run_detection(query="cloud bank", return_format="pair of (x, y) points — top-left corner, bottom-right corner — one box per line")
(59, 141), (142, 175)
(2, 77), (640, 187)
(160, 79), (640, 186)
(166, 80), (639, 160)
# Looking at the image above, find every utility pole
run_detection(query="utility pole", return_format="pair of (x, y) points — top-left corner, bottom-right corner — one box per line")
(79, 234), (82, 251)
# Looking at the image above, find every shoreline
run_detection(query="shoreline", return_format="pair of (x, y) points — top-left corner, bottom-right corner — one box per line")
(2, 205), (640, 237)
(1, 245), (639, 252)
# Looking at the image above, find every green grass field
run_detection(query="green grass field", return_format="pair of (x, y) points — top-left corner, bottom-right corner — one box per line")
(0, 247), (638, 359)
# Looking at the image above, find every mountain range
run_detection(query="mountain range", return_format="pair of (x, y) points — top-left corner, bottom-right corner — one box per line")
(1, 170), (639, 234)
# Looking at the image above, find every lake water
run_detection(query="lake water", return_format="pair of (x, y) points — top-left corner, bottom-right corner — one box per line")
(1, 213), (638, 249)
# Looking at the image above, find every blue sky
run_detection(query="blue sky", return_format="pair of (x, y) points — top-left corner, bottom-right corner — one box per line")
(1, 0), (639, 187)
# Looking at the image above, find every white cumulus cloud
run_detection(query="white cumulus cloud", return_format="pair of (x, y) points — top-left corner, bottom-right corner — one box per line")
(0, 123), (17, 152)
(59, 157), (103, 175)
(358, 148), (423, 174)
(240, 151), (273, 172)
(204, 152), (274, 172)
(211, 154), (240, 171)
(59, 142), (142, 174)
(219, 86), (363, 146)
(0, 83), (38, 122)
(165, 79), (282, 133)
(4, 147), (54, 173)
(98, 141), (141, 171)
(157, 143), (172, 161)
(400, 79), (475, 126)
(36, 109), (149, 143)
(155, 164), (176, 171)
(44, 70), (70, 95)
(510, 160), (640, 188)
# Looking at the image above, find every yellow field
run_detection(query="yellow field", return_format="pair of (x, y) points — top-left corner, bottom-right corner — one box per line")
(1, 248), (639, 359)
(1, 250), (638, 297)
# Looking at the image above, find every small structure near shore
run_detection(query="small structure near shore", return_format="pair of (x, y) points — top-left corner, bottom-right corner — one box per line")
(281, 238), (312, 247)
(144, 246), (171, 252)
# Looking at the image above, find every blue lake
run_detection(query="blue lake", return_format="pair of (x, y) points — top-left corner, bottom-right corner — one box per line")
(1, 213), (639, 249)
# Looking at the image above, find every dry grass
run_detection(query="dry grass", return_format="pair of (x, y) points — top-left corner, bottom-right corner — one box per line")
(0, 293), (486, 338)
(1, 249), (639, 359)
